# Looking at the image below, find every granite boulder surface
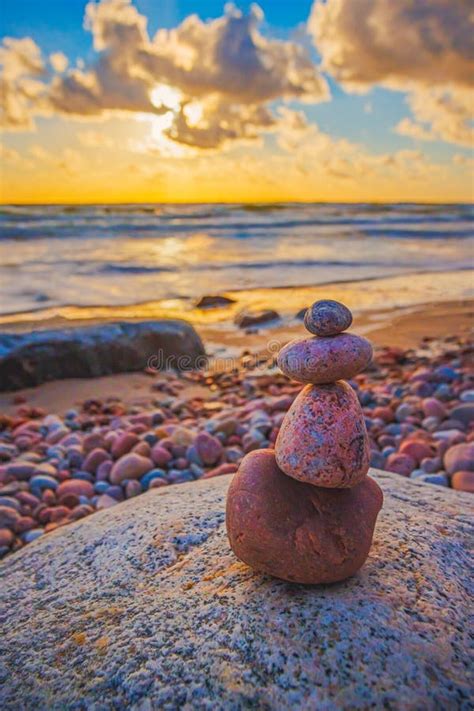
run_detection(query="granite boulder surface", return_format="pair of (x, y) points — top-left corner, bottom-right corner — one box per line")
(0, 470), (472, 710)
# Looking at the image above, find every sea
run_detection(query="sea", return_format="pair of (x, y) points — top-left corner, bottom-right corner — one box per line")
(0, 202), (472, 321)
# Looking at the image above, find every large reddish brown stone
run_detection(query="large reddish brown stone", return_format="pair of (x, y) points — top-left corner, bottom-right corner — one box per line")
(275, 381), (370, 488)
(226, 449), (383, 584)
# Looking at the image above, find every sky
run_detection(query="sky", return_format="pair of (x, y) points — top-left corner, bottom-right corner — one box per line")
(0, 0), (473, 204)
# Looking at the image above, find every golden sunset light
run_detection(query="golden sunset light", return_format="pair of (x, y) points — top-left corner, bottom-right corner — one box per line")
(0, 2), (473, 704)
(0, 0), (473, 204)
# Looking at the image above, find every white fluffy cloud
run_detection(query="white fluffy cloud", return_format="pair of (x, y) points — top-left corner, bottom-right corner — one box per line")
(49, 52), (68, 73)
(309, 0), (473, 90)
(1, 0), (328, 149)
(394, 118), (436, 143)
(309, 0), (474, 147)
(279, 119), (440, 184)
(401, 88), (473, 147)
(0, 37), (46, 129)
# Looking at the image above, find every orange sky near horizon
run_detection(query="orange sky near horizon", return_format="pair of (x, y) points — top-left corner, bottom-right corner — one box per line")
(1, 0), (473, 205)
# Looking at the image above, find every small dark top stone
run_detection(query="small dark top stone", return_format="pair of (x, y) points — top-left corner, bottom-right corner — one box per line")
(304, 299), (352, 336)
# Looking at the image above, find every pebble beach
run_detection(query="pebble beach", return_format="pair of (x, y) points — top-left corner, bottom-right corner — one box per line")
(1, 203), (473, 559)
(0, 308), (473, 558)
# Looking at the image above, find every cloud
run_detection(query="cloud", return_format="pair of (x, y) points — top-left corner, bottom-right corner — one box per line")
(0, 37), (44, 80)
(1, 0), (328, 150)
(0, 143), (20, 162)
(49, 52), (68, 73)
(0, 141), (33, 170)
(165, 99), (276, 150)
(0, 37), (46, 129)
(403, 88), (473, 147)
(394, 118), (436, 142)
(452, 153), (474, 170)
(309, 0), (474, 146)
(29, 144), (83, 174)
(77, 129), (114, 148)
(309, 0), (473, 90)
(276, 116), (442, 186)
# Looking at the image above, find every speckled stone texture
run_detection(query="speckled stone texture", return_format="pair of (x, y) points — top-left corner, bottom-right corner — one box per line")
(0, 471), (472, 711)
(304, 299), (353, 336)
(226, 449), (383, 584)
(277, 333), (373, 384)
(276, 381), (370, 487)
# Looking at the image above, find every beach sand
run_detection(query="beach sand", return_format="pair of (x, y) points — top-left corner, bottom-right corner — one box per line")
(0, 298), (472, 415)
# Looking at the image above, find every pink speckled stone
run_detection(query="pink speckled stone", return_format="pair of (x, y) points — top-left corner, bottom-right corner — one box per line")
(275, 381), (370, 487)
(226, 449), (383, 584)
(277, 334), (372, 384)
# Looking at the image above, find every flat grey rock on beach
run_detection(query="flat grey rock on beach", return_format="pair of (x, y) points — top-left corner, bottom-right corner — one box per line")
(0, 320), (205, 391)
(0, 470), (472, 710)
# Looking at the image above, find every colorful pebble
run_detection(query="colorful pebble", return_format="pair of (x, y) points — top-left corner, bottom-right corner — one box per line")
(0, 332), (472, 560)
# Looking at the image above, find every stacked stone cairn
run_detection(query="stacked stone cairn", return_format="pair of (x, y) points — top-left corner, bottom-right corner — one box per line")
(226, 299), (384, 584)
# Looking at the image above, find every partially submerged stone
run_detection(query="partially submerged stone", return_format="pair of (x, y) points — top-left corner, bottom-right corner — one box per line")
(195, 295), (236, 309)
(275, 381), (370, 487)
(227, 449), (383, 584)
(234, 309), (280, 329)
(278, 333), (373, 384)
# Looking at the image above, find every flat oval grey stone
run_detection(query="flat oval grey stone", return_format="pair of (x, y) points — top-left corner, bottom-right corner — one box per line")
(0, 472), (472, 710)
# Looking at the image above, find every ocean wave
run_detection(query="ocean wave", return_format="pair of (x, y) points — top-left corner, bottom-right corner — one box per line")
(1, 215), (472, 241)
(1, 202), (472, 317)
(99, 264), (176, 274)
(95, 258), (471, 276)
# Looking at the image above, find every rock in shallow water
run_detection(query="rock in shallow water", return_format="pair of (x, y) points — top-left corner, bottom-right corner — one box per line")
(275, 381), (370, 487)
(227, 449), (382, 584)
(195, 295), (236, 309)
(278, 333), (373, 383)
(234, 309), (280, 329)
(304, 299), (353, 336)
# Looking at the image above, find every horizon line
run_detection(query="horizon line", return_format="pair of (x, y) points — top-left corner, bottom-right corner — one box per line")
(1, 199), (473, 207)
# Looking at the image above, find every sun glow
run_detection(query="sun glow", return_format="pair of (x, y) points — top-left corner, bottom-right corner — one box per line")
(183, 101), (204, 127)
(150, 84), (182, 112)
(146, 83), (185, 156)
(143, 83), (205, 157)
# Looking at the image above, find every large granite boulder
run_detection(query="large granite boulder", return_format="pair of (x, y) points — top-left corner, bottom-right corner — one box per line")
(0, 320), (205, 391)
(0, 470), (472, 710)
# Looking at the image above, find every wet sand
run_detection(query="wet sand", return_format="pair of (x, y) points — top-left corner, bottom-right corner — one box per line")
(1, 269), (472, 333)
